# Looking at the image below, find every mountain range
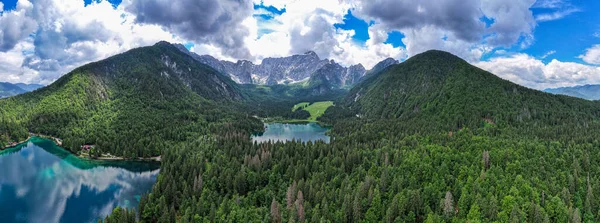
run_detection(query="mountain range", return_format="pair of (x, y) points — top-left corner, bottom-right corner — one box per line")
(173, 44), (398, 87)
(4, 41), (600, 222)
(0, 82), (44, 98)
(544, 84), (600, 100)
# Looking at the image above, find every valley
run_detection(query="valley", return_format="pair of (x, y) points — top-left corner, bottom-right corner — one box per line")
(2, 42), (600, 223)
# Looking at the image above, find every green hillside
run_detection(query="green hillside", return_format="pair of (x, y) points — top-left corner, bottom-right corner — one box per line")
(125, 50), (600, 223)
(0, 41), (261, 156)
(322, 50), (600, 141)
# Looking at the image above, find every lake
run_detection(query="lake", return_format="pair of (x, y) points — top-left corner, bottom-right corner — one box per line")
(0, 137), (160, 223)
(252, 123), (330, 143)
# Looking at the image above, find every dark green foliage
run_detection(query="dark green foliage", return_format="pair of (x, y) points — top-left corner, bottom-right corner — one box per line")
(100, 207), (136, 223)
(0, 42), (261, 156)
(288, 109), (311, 120)
(126, 50), (600, 222)
(343, 50), (600, 129)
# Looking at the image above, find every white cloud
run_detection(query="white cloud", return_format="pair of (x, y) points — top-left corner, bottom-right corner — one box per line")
(0, 0), (37, 51)
(123, 0), (254, 59)
(480, 0), (536, 47)
(476, 54), (600, 89)
(252, 0), (294, 10)
(239, 0), (405, 68)
(533, 0), (567, 9)
(535, 8), (580, 22)
(0, 0), (182, 84)
(400, 25), (490, 63)
(579, 45), (600, 65)
(541, 50), (556, 59)
(0, 2), (4, 12)
(0, 40), (40, 84)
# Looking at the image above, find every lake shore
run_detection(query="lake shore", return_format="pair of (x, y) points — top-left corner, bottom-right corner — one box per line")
(78, 151), (161, 162)
(3, 135), (161, 162)
(1, 136), (32, 150)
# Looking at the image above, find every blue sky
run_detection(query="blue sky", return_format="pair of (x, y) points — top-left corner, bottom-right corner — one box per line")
(525, 1), (600, 63)
(0, 0), (599, 89)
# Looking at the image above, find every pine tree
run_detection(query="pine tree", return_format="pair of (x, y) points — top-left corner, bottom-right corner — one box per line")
(270, 199), (282, 223)
(443, 191), (455, 218)
(296, 191), (305, 222)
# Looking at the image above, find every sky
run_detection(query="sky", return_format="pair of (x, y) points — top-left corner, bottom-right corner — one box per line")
(0, 0), (598, 90)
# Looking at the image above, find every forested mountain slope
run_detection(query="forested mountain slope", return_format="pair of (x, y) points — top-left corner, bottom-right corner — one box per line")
(0, 41), (261, 156)
(322, 50), (600, 141)
(114, 51), (600, 223)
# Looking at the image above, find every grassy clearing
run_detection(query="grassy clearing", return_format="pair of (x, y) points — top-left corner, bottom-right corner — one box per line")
(294, 101), (334, 121)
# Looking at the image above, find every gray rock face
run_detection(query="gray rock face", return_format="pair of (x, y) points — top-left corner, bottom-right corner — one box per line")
(259, 51), (328, 85)
(174, 44), (398, 88)
(309, 61), (346, 88)
(344, 64), (367, 86)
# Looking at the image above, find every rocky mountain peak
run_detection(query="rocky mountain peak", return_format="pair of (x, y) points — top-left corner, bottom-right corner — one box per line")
(304, 51), (318, 58)
(169, 41), (398, 88)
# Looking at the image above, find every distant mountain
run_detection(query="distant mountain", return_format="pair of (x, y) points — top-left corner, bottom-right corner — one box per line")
(14, 83), (45, 92)
(0, 41), (259, 155)
(0, 82), (28, 98)
(544, 85), (600, 100)
(341, 50), (600, 131)
(174, 44), (397, 87)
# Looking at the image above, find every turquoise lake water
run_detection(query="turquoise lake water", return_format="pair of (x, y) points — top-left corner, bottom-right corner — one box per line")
(0, 137), (160, 223)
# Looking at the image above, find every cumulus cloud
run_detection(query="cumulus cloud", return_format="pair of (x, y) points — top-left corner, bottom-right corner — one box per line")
(350, 0), (536, 61)
(355, 0), (484, 43)
(579, 45), (600, 65)
(354, 0), (536, 48)
(234, 0), (405, 68)
(0, 0), (181, 84)
(124, 0), (254, 59)
(0, 0), (37, 52)
(476, 54), (600, 89)
(400, 25), (490, 63)
(0, 40), (40, 84)
(480, 0), (536, 47)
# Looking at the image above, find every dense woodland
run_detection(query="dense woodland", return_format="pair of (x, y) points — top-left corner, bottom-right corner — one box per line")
(3, 43), (600, 222)
(104, 50), (600, 223)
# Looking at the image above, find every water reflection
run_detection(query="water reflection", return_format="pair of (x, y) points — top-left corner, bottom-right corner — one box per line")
(252, 122), (330, 143)
(0, 138), (160, 223)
